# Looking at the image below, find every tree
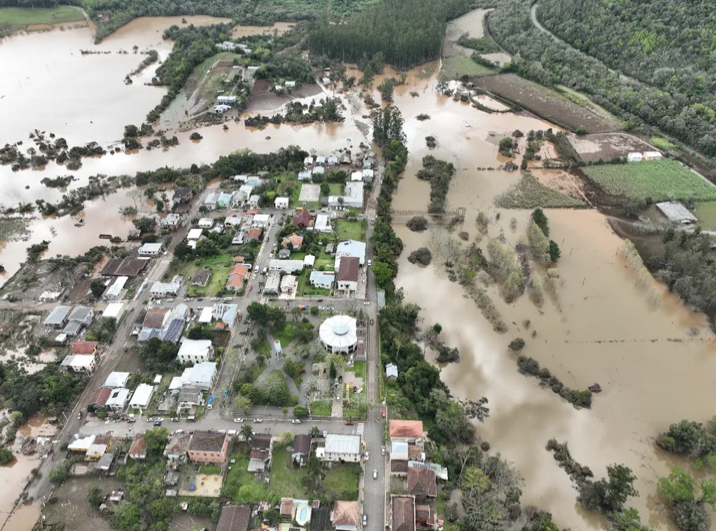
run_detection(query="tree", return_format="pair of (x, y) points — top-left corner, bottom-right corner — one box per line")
(461, 467), (491, 493)
(434, 401), (475, 445)
(132, 216), (156, 234)
(113, 501), (141, 531)
(499, 137), (514, 157)
(379, 78), (395, 102)
(124, 124), (140, 138)
(0, 446), (13, 465)
(294, 405), (309, 418)
(508, 338), (525, 351)
(673, 501), (709, 531)
(548, 240), (561, 262)
(310, 306), (319, 316)
(371, 261), (394, 288)
(657, 420), (715, 456)
(303, 456), (328, 493)
(603, 464), (638, 512)
(406, 216), (428, 232)
(140, 338), (179, 372)
(88, 485), (104, 507)
(235, 395), (252, 415)
(407, 247), (432, 265)
(659, 468), (697, 504)
(144, 427), (168, 456)
(329, 360), (337, 380)
(531, 209), (549, 236)
(90, 279), (106, 299)
(241, 424), (253, 442)
(433, 323), (442, 335)
(49, 460), (71, 485)
(320, 183), (330, 196)
(372, 105), (405, 146)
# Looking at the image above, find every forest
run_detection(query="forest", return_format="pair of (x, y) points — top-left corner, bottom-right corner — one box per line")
(486, 0), (716, 160)
(307, 0), (477, 67)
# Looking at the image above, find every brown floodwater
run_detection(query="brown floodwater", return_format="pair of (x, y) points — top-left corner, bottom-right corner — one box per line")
(389, 65), (715, 530)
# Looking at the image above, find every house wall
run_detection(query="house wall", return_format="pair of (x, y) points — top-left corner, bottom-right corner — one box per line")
(188, 438), (229, 463)
(324, 451), (360, 463)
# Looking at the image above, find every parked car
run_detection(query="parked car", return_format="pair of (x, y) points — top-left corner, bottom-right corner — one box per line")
(370, 318), (374, 325)
(211, 297), (219, 301)
(77, 412), (82, 420)
(381, 410), (386, 418)
(373, 469), (377, 479)
(254, 418), (263, 423)
(292, 419), (301, 424)
(171, 418), (180, 423)
(154, 421), (162, 427)
(363, 515), (368, 527)
(381, 446), (386, 456)
(336, 394), (341, 401)
(233, 418), (244, 423)
(345, 420), (354, 425)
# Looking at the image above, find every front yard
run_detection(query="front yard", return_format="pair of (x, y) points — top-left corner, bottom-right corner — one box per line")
(311, 400), (333, 417)
(223, 451), (269, 503)
(345, 361), (366, 382)
(297, 271), (332, 297)
(169, 254), (235, 297)
(337, 219), (366, 241)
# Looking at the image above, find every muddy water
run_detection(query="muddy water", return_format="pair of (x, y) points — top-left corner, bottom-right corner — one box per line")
(390, 69), (714, 530)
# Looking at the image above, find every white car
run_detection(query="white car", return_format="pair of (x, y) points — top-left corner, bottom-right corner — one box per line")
(233, 418), (244, 423)
(372, 469), (377, 479)
(254, 418), (263, 423)
(292, 419), (301, 424)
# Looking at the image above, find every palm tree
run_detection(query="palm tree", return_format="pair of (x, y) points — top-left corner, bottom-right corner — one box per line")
(240, 424), (253, 442)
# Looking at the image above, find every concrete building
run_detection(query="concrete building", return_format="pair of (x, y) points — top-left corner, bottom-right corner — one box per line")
(627, 152), (643, 162)
(129, 433), (147, 460)
(319, 315), (358, 353)
(180, 361), (217, 390)
(335, 240), (366, 268)
(104, 276), (128, 300)
(312, 165), (325, 176)
(61, 354), (96, 373)
(44, 305), (72, 329)
(197, 218), (214, 229)
(150, 276), (182, 298)
(314, 214), (331, 233)
(362, 169), (374, 183)
(351, 171), (363, 182)
(264, 273), (281, 294)
(204, 192), (219, 210)
(188, 431), (230, 464)
(304, 156), (314, 168)
(280, 275), (296, 294)
(337, 257), (359, 294)
(138, 243), (164, 256)
(275, 197), (290, 209)
(178, 338), (214, 365)
(187, 228), (203, 241)
(268, 259), (304, 273)
(129, 384), (154, 410)
(310, 271), (334, 290)
(103, 302), (124, 320)
(105, 388), (130, 411)
(253, 214), (271, 228)
(316, 156), (326, 166)
(68, 306), (94, 326)
(298, 170), (312, 181)
(104, 372), (130, 388)
(160, 213), (182, 229)
(320, 434), (361, 462)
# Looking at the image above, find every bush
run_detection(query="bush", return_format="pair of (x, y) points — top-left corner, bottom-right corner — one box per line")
(407, 247), (432, 265)
(189, 132), (203, 140)
(508, 338), (525, 351)
(293, 406), (309, 418)
(406, 216), (428, 232)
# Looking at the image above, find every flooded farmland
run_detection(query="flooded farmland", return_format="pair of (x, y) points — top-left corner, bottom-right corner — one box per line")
(1, 9), (715, 531)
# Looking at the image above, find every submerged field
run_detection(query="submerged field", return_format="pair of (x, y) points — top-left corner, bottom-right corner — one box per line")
(581, 160), (716, 202)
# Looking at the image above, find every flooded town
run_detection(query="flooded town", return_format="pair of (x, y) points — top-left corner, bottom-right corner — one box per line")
(2, 3), (716, 531)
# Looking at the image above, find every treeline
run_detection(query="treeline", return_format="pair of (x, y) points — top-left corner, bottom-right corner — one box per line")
(487, 0), (716, 159)
(416, 155), (456, 213)
(307, 0), (477, 68)
(244, 99), (343, 127)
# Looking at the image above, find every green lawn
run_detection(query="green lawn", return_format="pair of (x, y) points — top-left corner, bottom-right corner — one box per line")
(0, 7), (84, 29)
(297, 272), (332, 297)
(694, 202), (716, 230)
(346, 361), (366, 382)
(311, 400), (332, 416)
(223, 451), (269, 503)
(441, 56), (497, 79)
(200, 465), (221, 475)
(256, 336), (271, 357)
(183, 254), (236, 297)
(337, 220), (366, 242)
(436, 493), (460, 531)
(582, 160), (716, 202)
(269, 445), (360, 500)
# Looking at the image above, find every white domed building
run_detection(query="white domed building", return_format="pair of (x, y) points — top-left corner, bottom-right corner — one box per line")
(319, 314), (358, 354)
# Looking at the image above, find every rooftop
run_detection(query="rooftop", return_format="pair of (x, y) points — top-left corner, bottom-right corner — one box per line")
(293, 434), (311, 455)
(101, 256), (150, 277)
(331, 501), (359, 527)
(104, 372), (130, 388)
(143, 308), (169, 329)
(392, 496), (415, 531)
(217, 505), (252, 531)
(90, 386), (112, 406)
(407, 466), (437, 498)
(389, 420), (424, 439)
(129, 433), (146, 456)
(44, 305), (71, 326)
(178, 338), (213, 358)
(71, 340), (98, 355)
(338, 257), (360, 282)
(324, 434), (361, 455)
(189, 431), (227, 452)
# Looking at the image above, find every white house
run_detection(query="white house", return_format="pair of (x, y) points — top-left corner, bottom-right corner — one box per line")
(216, 41), (235, 51)
(253, 214), (271, 228)
(150, 275), (182, 298)
(264, 273), (281, 294)
(177, 339), (215, 365)
(304, 156), (314, 168)
(310, 271), (335, 290)
(217, 192), (234, 209)
(197, 218), (214, 229)
(275, 197), (290, 209)
(104, 276), (128, 300)
(138, 243), (164, 257)
(314, 214), (331, 233)
(351, 171), (363, 182)
(129, 384), (154, 410)
(187, 228), (203, 241)
(627, 152), (643, 162)
(217, 95), (237, 105)
(104, 372), (130, 388)
(180, 362), (217, 391)
(321, 434), (361, 463)
(644, 151), (663, 160)
(204, 193), (219, 210)
(105, 388), (130, 411)
(160, 213), (182, 229)
(362, 169), (374, 183)
(335, 240), (366, 267)
(312, 166), (325, 176)
(268, 259), (304, 273)
(61, 354), (97, 373)
(315, 156), (326, 166)
(280, 275), (296, 294)
(337, 257), (359, 294)
(214, 105), (231, 114)
(298, 171), (312, 181)
(249, 195), (260, 208)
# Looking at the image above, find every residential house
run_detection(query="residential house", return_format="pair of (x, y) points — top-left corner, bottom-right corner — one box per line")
(187, 228), (203, 241)
(68, 434), (96, 454)
(312, 166), (325, 176)
(304, 255), (315, 268)
(644, 151), (663, 160)
(407, 466), (437, 501)
(216, 41), (235, 51)
(294, 210), (312, 228)
(129, 433), (147, 460)
(304, 156), (314, 168)
(248, 195), (260, 208)
(335, 240), (366, 268)
(105, 388), (130, 411)
(331, 501), (359, 531)
(224, 215), (242, 228)
(280, 275), (296, 294)
(217, 505), (251, 531)
(253, 214), (271, 228)
(285, 80), (296, 90)
(226, 264), (251, 291)
(314, 214), (331, 233)
(61, 354), (96, 373)
(104, 276), (128, 300)
(150, 276), (182, 298)
(71, 340), (98, 355)
(350, 171), (363, 182)
(264, 273), (281, 294)
(97, 453), (115, 472)
(248, 434), (273, 472)
(197, 218), (214, 229)
(103, 302), (124, 321)
(245, 228), (262, 242)
(627, 152), (643, 163)
(315, 156), (326, 166)
(164, 431), (192, 462)
(177, 338), (214, 365)
(363, 157), (374, 169)
(415, 505), (435, 528)
(386, 363), (398, 379)
(504, 160), (518, 172)
(104, 372), (130, 388)
(275, 197), (290, 209)
(320, 434), (361, 463)
(337, 257), (359, 294)
(160, 213), (182, 230)
(247, 176), (263, 187)
(389, 420), (424, 444)
(217, 192), (235, 209)
(268, 259), (304, 273)
(327, 156), (338, 166)
(328, 182), (363, 209)
(362, 169), (374, 183)
(217, 95), (237, 105)
(282, 233), (303, 250)
(298, 170), (312, 181)
(188, 431), (230, 464)
(129, 384), (154, 410)
(278, 248), (291, 259)
(101, 256), (150, 277)
(391, 496), (416, 531)
(310, 271), (334, 290)
(180, 361), (217, 390)
(292, 434), (311, 467)
(191, 268), (212, 287)
(172, 186), (193, 205)
(44, 305), (72, 329)
(138, 243), (164, 257)
(138, 304), (187, 344)
(89, 386), (112, 409)
(204, 192), (219, 210)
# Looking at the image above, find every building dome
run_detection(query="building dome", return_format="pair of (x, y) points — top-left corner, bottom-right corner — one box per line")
(319, 315), (358, 353)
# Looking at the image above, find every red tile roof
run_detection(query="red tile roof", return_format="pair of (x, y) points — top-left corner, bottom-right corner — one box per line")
(90, 386), (112, 407)
(392, 497), (415, 531)
(331, 501), (359, 527)
(389, 420), (424, 439)
(246, 228), (262, 241)
(407, 467), (437, 499)
(293, 210), (312, 227)
(71, 341), (98, 355)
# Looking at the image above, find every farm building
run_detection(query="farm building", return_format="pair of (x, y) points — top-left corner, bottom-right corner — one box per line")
(656, 202), (698, 225)
(627, 152), (643, 163)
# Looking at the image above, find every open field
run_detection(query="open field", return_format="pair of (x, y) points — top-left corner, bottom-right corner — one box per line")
(568, 133), (656, 162)
(694, 202), (716, 230)
(473, 74), (622, 133)
(170, 254), (234, 297)
(311, 400), (332, 416)
(346, 360), (366, 381)
(224, 452), (268, 503)
(441, 56), (497, 79)
(495, 173), (587, 209)
(337, 220), (365, 241)
(0, 7), (84, 30)
(247, 80), (323, 112)
(581, 160), (716, 202)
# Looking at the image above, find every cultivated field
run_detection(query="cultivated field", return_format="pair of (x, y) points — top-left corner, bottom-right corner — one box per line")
(0, 7), (84, 30)
(581, 160), (716, 202)
(569, 133), (655, 162)
(472, 74), (622, 133)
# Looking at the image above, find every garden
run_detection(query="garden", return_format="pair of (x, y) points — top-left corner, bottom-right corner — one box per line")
(337, 219), (366, 241)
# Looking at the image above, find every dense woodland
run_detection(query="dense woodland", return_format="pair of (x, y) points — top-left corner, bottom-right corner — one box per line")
(307, 0), (477, 67)
(486, 0), (716, 159)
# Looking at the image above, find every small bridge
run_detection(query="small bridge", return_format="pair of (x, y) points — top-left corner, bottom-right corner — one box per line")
(391, 207), (466, 222)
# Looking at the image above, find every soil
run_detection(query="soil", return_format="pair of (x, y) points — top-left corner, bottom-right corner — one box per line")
(246, 80), (324, 112)
(0, 259), (86, 303)
(472, 74), (622, 133)
(568, 133), (656, 162)
(41, 477), (121, 531)
(531, 169), (591, 205)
